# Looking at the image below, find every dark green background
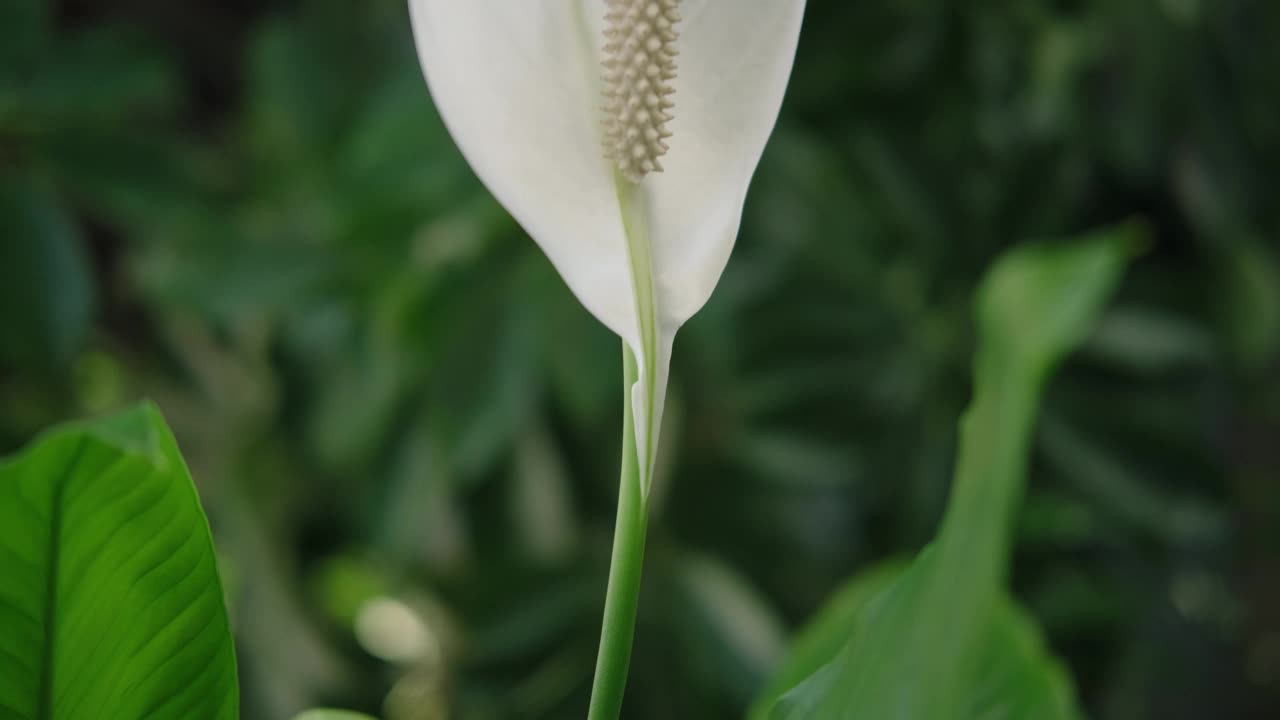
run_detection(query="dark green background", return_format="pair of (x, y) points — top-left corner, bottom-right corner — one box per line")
(1, 0), (1277, 718)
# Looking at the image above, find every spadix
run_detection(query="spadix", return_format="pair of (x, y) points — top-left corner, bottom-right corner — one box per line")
(602, 0), (681, 182)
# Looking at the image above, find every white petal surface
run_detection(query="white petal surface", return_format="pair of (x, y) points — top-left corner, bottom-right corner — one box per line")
(408, 1), (634, 343)
(645, 0), (808, 327)
(410, 0), (807, 491)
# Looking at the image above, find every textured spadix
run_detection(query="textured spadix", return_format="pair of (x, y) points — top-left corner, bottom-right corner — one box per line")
(602, 0), (681, 182)
(409, 0), (807, 493)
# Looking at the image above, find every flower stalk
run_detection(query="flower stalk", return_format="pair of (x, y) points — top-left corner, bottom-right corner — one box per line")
(587, 343), (650, 720)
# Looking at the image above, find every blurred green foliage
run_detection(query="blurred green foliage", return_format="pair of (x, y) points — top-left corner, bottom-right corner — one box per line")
(1, 0), (1278, 719)
(763, 230), (1134, 720)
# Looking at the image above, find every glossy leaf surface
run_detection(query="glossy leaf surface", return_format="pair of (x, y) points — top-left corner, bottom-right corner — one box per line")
(0, 403), (238, 720)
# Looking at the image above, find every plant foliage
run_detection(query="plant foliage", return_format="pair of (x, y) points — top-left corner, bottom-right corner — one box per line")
(0, 403), (238, 720)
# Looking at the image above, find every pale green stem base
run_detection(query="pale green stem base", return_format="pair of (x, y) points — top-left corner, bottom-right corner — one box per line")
(586, 343), (650, 720)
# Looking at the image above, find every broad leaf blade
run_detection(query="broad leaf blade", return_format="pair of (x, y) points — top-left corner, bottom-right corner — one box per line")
(748, 561), (905, 720)
(759, 228), (1136, 720)
(0, 402), (238, 720)
(961, 599), (1079, 720)
(753, 563), (1080, 720)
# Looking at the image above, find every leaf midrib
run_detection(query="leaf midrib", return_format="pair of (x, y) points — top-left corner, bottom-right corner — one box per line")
(38, 439), (86, 720)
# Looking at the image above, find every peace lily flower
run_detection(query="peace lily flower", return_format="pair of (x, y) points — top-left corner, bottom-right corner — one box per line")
(409, 2), (806, 715)
(408, 0), (807, 495)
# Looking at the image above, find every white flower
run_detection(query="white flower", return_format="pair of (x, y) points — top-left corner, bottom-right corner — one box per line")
(409, 0), (807, 493)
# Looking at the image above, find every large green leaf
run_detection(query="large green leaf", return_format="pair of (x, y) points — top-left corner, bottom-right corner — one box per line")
(749, 561), (1080, 720)
(748, 561), (906, 720)
(0, 402), (238, 719)
(757, 227), (1136, 720)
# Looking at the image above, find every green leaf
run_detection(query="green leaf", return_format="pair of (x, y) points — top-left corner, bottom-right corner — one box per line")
(750, 562), (1080, 720)
(0, 402), (238, 719)
(748, 562), (906, 720)
(958, 596), (1080, 720)
(758, 226), (1136, 720)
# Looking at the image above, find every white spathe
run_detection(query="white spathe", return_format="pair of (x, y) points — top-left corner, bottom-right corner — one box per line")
(409, 0), (807, 494)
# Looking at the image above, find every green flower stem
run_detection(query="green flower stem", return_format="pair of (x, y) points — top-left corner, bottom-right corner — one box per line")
(587, 343), (650, 720)
(614, 176), (658, 491)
